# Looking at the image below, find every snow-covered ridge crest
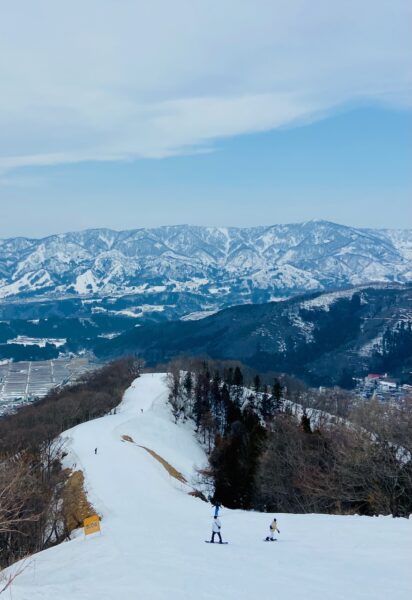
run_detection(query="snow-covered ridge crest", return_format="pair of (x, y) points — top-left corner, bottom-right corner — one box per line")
(0, 221), (411, 303)
(300, 286), (368, 311)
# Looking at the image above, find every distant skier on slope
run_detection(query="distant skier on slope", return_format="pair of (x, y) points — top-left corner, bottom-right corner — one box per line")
(265, 517), (280, 541)
(213, 502), (221, 517)
(210, 516), (224, 543)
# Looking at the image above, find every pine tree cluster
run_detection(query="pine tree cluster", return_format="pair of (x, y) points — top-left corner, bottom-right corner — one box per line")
(167, 361), (283, 508)
(166, 359), (412, 517)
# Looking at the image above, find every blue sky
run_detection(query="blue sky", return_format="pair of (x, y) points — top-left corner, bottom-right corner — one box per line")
(0, 1), (410, 237)
(1, 106), (411, 236)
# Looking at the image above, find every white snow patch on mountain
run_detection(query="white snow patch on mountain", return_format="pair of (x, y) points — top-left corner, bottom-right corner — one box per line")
(74, 270), (99, 294)
(358, 334), (383, 357)
(6, 336), (66, 348)
(171, 278), (210, 292)
(97, 332), (121, 340)
(0, 270), (53, 299)
(301, 288), (360, 311)
(181, 309), (219, 321)
(111, 305), (166, 318)
(366, 229), (412, 261)
(91, 306), (107, 314)
(289, 312), (315, 341)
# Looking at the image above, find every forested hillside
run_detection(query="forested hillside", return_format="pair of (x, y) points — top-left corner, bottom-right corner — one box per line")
(0, 358), (140, 568)
(97, 284), (412, 386)
(165, 359), (412, 517)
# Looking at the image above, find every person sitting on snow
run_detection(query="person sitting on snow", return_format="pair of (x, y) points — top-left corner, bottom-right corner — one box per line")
(210, 516), (223, 543)
(266, 517), (280, 541)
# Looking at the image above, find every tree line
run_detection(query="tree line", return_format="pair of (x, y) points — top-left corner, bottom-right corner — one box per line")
(166, 359), (412, 517)
(0, 357), (141, 569)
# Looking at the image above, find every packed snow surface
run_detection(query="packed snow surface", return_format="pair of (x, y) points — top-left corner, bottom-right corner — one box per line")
(8, 374), (411, 600)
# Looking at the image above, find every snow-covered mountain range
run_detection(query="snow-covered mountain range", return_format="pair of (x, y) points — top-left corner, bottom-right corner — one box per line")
(0, 221), (411, 307)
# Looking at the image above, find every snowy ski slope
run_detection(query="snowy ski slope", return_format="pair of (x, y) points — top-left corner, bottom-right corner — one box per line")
(7, 374), (411, 600)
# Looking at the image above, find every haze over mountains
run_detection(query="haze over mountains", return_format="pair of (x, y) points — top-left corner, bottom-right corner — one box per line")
(1, 221), (411, 311)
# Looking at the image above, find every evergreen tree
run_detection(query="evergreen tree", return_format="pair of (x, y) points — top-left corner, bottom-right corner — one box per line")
(199, 410), (216, 452)
(211, 371), (223, 429)
(201, 367), (211, 403)
(233, 366), (244, 387)
(210, 407), (266, 509)
(183, 371), (193, 397)
(253, 374), (261, 395)
(224, 367), (234, 388)
(183, 371), (193, 413)
(233, 366), (244, 405)
(260, 384), (272, 420)
(301, 413), (312, 434)
(193, 376), (203, 430)
(247, 393), (256, 411)
(272, 378), (283, 410)
(222, 385), (242, 433)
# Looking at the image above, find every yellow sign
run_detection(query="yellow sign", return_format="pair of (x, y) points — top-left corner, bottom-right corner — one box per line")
(83, 515), (101, 536)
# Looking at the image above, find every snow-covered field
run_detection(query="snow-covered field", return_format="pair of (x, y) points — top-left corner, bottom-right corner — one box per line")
(7, 374), (411, 600)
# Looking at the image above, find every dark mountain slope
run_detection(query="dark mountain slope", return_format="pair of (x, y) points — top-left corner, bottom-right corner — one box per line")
(96, 284), (412, 386)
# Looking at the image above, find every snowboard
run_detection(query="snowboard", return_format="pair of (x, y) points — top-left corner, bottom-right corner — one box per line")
(263, 538), (277, 542)
(205, 541), (228, 544)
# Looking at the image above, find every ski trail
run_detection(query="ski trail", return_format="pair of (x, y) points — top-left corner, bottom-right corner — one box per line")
(8, 373), (412, 600)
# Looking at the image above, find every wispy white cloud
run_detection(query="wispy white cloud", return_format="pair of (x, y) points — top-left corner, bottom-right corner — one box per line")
(0, 0), (410, 170)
